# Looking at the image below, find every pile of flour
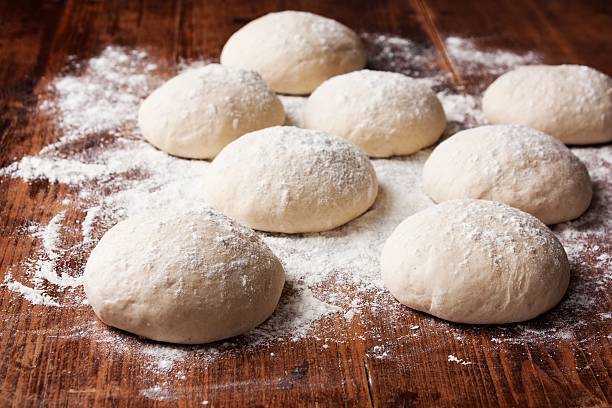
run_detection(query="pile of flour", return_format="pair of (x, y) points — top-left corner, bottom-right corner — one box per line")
(1, 34), (610, 379)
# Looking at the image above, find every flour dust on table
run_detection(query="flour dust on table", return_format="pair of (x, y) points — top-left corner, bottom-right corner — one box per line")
(1, 34), (611, 379)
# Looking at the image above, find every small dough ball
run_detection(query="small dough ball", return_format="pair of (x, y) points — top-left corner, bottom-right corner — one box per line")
(205, 126), (378, 233)
(83, 208), (285, 344)
(422, 125), (592, 225)
(304, 70), (446, 157)
(381, 199), (570, 324)
(220, 11), (366, 95)
(482, 64), (612, 144)
(138, 64), (285, 159)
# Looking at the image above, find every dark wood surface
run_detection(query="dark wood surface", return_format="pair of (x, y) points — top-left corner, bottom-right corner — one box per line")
(1, 1), (611, 407)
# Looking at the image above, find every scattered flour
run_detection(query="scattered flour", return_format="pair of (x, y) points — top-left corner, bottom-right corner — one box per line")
(362, 33), (444, 87)
(140, 386), (177, 402)
(448, 354), (473, 366)
(38, 211), (65, 261)
(0, 35), (609, 390)
(369, 345), (390, 359)
(82, 206), (100, 244)
(38, 46), (158, 153)
(444, 36), (540, 77)
(3, 274), (60, 307)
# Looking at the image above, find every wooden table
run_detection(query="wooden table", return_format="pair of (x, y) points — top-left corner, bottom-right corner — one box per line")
(1, 1), (611, 406)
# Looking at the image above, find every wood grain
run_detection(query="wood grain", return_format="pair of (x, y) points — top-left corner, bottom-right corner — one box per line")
(0, 1), (611, 407)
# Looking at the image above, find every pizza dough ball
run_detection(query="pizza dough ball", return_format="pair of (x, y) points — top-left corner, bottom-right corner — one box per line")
(138, 64), (284, 159)
(83, 208), (285, 344)
(422, 125), (592, 225)
(304, 70), (446, 157)
(220, 11), (366, 95)
(381, 199), (570, 324)
(482, 64), (612, 144)
(205, 126), (378, 233)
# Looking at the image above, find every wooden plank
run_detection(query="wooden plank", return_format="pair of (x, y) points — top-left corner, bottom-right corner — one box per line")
(0, 1), (610, 407)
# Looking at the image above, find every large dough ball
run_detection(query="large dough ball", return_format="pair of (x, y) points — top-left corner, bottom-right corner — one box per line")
(83, 208), (285, 344)
(381, 199), (570, 324)
(422, 125), (592, 225)
(304, 70), (446, 157)
(204, 126), (378, 233)
(482, 64), (612, 144)
(138, 64), (285, 159)
(220, 11), (366, 95)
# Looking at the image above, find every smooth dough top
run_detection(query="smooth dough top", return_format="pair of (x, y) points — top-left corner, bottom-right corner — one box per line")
(220, 11), (366, 95)
(381, 199), (570, 324)
(83, 208), (285, 344)
(422, 125), (592, 225)
(304, 70), (446, 157)
(482, 64), (612, 144)
(138, 64), (285, 159)
(204, 126), (378, 233)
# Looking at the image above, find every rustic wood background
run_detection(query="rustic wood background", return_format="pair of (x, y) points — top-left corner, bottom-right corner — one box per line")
(1, 0), (611, 407)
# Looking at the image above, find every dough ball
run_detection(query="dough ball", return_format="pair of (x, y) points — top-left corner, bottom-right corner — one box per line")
(138, 64), (285, 159)
(220, 11), (366, 95)
(304, 70), (446, 157)
(83, 208), (285, 344)
(482, 64), (612, 144)
(381, 199), (570, 324)
(205, 126), (378, 233)
(422, 125), (592, 225)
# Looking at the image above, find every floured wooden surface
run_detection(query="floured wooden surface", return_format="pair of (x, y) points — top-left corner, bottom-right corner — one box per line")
(0, 2), (610, 406)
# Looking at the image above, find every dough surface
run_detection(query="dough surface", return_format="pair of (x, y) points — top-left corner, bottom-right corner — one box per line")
(304, 70), (446, 157)
(138, 64), (284, 159)
(84, 208), (285, 344)
(422, 125), (592, 224)
(204, 126), (378, 233)
(381, 199), (570, 324)
(482, 64), (612, 144)
(220, 11), (366, 95)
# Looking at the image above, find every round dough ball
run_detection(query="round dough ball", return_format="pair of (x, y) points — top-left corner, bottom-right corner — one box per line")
(138, 64), (285, 159)
(83, 208), (285, 344)
(220, 11), (366, 95)
(204, 126), (378, 233)
(482, 64), (612, 144)
(304, 70), (446, 157)
(381, 199), (570, 324)
(422, 125), (592, 225)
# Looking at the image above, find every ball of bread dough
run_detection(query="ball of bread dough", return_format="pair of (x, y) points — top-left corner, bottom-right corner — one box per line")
(83, 208), (285, 344)
(482, 64), (612, 144)
(220, 11), (366, 95)
(422, 125), (592, 225)
(381, 199), (570, 324)
(138, 64), (285, 159)
(204, 126), (378, 233)
(304, 70), (446, 157)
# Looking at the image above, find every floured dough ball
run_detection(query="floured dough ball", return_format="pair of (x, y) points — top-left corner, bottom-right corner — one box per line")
(220, 11), (366, 95)
(482, 64), (612, 144)
(422, 125), (592, 225)
(304, 70), (446, 157)
(138, 64), (284, 159)
(205, 126), (378, 233)
(83, 208), (285, 344)
(381, 199), (570, 324)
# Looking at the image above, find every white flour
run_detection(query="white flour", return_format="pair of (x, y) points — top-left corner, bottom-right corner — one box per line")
(447, 354), (473, 366)
(445, 36), (539, 77)
(0, 34), (610, 384)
